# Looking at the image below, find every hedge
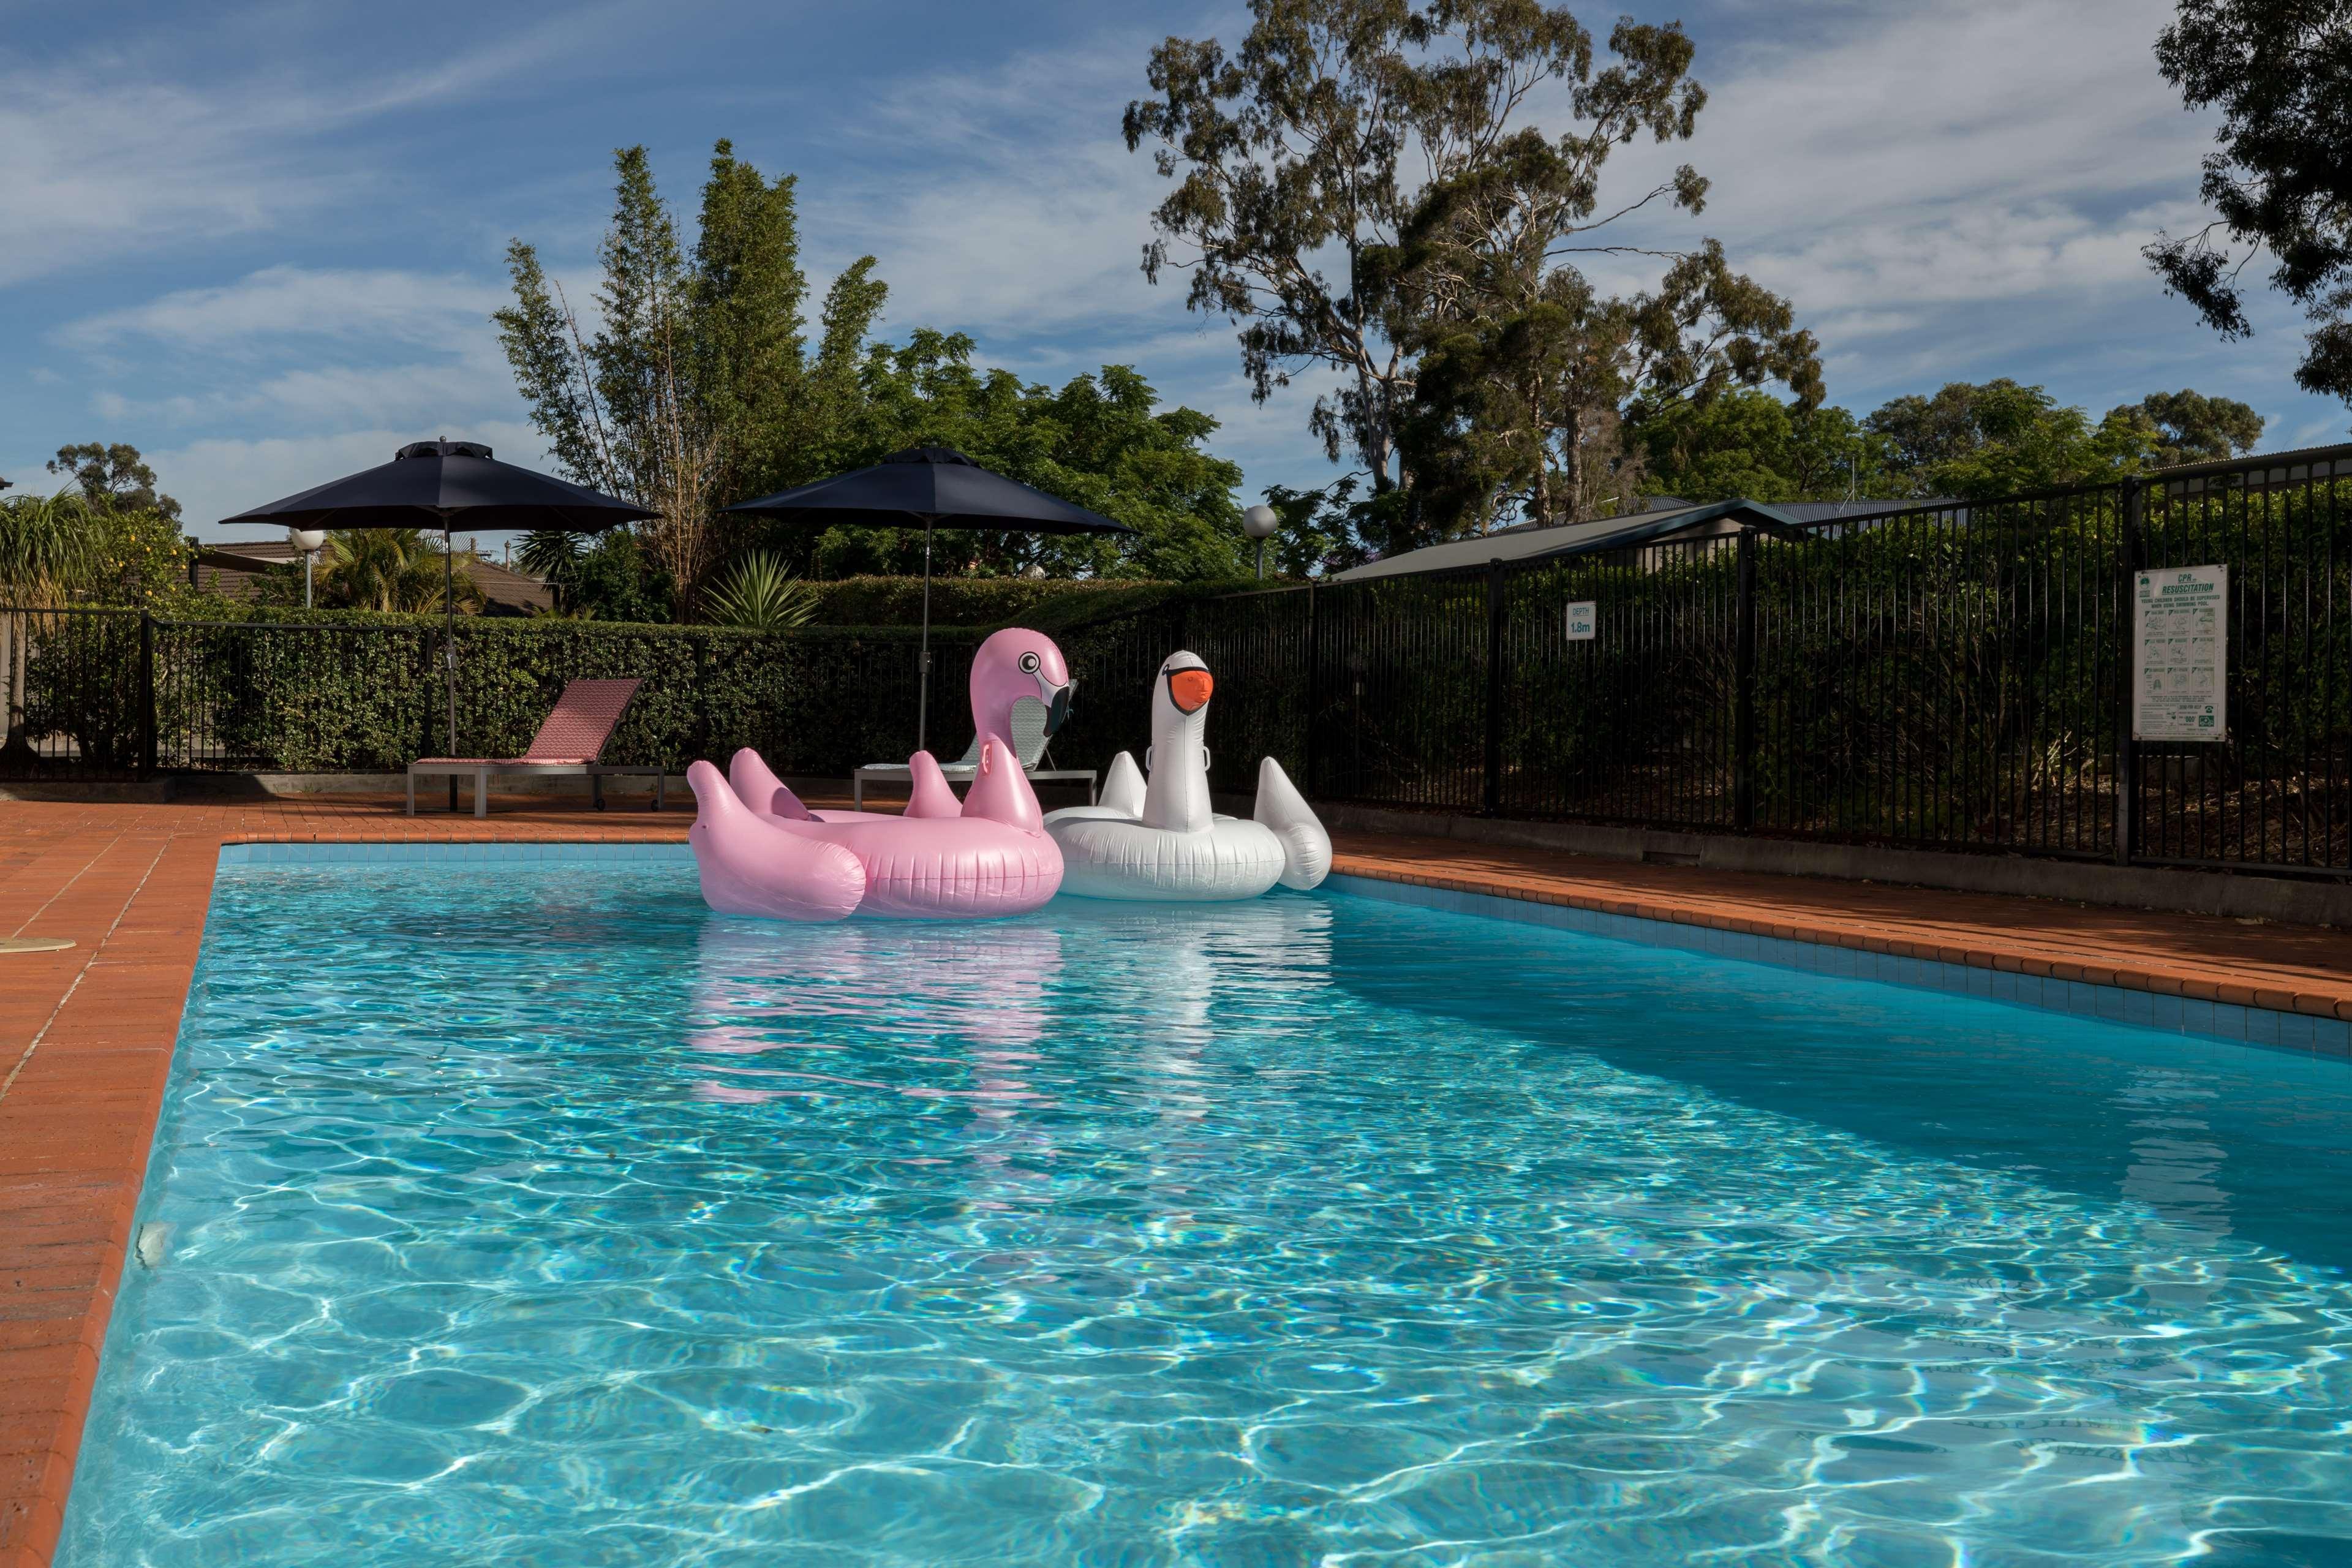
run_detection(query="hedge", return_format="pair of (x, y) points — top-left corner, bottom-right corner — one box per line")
(132, 612), (984, 775)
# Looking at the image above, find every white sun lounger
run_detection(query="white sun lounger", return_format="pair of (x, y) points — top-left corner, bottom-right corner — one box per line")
(853, 695), (1095, 810)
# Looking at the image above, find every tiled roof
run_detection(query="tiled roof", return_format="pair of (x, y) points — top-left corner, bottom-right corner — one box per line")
(192, 541), (555, 615)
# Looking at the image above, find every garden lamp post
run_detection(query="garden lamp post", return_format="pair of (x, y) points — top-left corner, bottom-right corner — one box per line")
(1243, 504), (1280, 581)
(287, 527), (326, 608)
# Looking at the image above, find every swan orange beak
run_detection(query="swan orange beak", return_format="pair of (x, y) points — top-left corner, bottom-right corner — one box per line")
(1167, 668), (1214, 714)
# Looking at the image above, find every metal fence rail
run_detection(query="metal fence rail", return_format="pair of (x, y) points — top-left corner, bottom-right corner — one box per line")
(1755, 486), (2127, 859)
(5, 443), (2346, 878)
(2130, 448), (2350, 873)
(0, 606), (146, 780)
(1098, 441), (2345, 880)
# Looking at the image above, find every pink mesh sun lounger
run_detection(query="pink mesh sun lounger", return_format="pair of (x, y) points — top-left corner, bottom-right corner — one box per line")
(407, 678), (663, 816)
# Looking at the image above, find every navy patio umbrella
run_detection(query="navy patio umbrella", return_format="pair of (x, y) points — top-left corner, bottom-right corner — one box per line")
(725, 446), (1137, 751)
(220, 440), (657, 792)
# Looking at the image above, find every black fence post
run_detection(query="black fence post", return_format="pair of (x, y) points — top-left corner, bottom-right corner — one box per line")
(1483, 559), (1505, 816)
(138, 609), (156, 779)
(1302, 580), (1321, 797)
(2114, 477), (2143, 867)
(418, 632), (433, 763)
(1733, 527), (1758, 831)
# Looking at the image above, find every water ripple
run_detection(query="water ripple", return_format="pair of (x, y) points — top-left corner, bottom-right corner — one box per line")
(55, 865), (2352, 1567)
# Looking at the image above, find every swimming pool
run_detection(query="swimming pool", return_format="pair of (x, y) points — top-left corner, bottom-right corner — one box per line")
(58, 852), (2352, 1566)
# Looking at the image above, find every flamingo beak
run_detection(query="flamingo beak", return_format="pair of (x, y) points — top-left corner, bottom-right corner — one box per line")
(1044, 681), (1072, 736)
(1167, 668), (1213, 715)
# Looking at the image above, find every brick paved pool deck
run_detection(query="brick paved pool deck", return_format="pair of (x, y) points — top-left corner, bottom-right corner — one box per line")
(4, 791), (2350, 1566)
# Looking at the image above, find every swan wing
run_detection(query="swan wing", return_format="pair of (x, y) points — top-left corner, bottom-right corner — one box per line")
(1254, 756), (1331, 890)
(1096, 751), (1146, 818)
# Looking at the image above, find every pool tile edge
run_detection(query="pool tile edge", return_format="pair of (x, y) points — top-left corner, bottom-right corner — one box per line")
(0, 836), (213, 1568)
(217, 841), (694, 867)
(1325, 870), (2352, 1058)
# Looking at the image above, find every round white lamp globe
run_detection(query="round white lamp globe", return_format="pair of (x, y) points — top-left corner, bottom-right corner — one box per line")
(1242, 504), (1280, 540)
(287, 528), (328, 554)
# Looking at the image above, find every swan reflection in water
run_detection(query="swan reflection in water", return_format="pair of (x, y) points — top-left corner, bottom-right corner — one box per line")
(679, 898), (1336, 1287)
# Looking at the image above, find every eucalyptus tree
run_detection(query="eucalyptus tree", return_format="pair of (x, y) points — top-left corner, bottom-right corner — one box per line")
(1126, 0), (1588, 495)
(2108, 388), (2267, 466)
(47, 442), (181, 521)
(1125, 0), (1817, 540)
(2145, 0), (2352, 406)
(1864, 382), (2160, 500)
(1631, 391), (1899, 505)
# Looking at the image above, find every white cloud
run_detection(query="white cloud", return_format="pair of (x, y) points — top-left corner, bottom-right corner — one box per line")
(1578, 0), (2261, 405)
(94, 352), (516, 432)
(0, 7), (644, 288)
(63, 266), (527, 453)
(796, 29), (1194, 341)
(59, 266), (512, 352)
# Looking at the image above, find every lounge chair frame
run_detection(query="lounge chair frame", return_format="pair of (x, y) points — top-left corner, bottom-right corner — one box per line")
(851, 694), (1095, 810)
(405, 760), (666, 817)
(406, 677), (663, 816)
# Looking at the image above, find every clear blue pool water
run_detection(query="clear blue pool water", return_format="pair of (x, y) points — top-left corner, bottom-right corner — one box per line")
(59, 858), (2352, 1567)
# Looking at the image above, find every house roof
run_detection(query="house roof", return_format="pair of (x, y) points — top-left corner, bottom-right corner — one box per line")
(193, 540), (556, 616)
(1329, 499), (1792, 582)
(1327, 494), (1962, 582)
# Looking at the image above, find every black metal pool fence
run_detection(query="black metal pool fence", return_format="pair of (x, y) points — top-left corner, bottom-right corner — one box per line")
(4, 443), (2347, 878)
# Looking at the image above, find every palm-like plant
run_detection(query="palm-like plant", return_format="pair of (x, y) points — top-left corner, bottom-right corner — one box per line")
(515, 529), (582, 582)
(0, 488), (97, 606)
(1, 488), (98, 765)
(321, 529), (483, 613)
(703, 551), (816, 630)
(516, 529), (586, 614)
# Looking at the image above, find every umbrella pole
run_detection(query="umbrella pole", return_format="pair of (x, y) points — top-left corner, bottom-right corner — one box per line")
(917, 521), (933, 755)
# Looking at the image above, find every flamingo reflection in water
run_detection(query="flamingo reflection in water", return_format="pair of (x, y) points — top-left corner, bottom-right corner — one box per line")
(677, 896), (1335, 1232)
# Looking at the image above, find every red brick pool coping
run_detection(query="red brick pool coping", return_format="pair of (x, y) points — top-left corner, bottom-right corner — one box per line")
(4, 794), (2351, 1566)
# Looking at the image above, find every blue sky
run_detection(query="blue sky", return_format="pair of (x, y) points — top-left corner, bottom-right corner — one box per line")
(4, 0), (2344, 546)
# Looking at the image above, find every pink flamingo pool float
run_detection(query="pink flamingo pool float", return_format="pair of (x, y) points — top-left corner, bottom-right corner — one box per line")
(687, 629), (1070, 921)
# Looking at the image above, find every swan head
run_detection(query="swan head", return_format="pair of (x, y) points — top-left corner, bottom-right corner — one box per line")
(1153, 650), (1213, 726)
(971, 627), (1074, 743)
(1146, 650), (1215, 769)
(1140, 652), (1216, 832)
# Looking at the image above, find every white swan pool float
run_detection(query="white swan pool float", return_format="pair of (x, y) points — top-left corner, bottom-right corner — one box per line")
(1044, 650), (1330, 900)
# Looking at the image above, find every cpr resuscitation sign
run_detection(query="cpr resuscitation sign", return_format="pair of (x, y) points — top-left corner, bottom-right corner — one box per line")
(2133, 565), (2226, 742)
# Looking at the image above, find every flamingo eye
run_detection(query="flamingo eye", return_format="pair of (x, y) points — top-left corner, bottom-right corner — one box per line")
(1019, 652), (1040, 673)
